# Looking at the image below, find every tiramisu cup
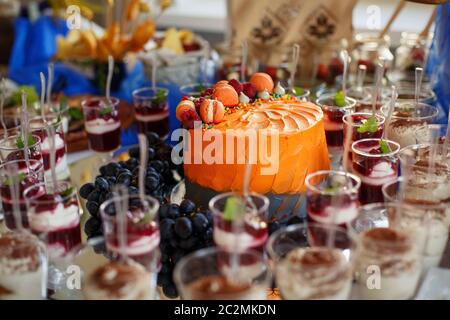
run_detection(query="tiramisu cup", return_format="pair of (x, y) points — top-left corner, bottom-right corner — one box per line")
(354, 227), (422, 299)
(382, 102), (438, 148)
(174, 247), (269, 300)
(0, 231), (47, 300)
(267, 224), (355, 300)
(83, 260), (153, 300)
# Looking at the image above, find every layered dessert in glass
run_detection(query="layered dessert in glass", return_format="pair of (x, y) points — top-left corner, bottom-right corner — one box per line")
(82, 97), (121, 152)
(0, 133), (42, 166)
(315, 93), (356, 164)
(305, 170), (361, 228)
(382, 102), (439, 148)
(29, 115), (70, 181)
(209, 192), (269, 252)
(352, 138), (400, 204)
(24, 181), (81, 258)
(174, 247), (269, 300)
(100, 195), (160, 269)
(83, 260), (153, 300)
(0, 231), (47, 299)
(353, 226), (421, 300)
(0, 159), (44, 230)
(267, 224), (354, 300)
(132, 87), (170, 139)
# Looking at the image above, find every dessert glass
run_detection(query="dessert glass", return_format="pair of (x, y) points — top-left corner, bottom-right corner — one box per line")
(316, 94), (356, 164)
(24, 181), (82, 258)
(29, 114), (70, 181)
(382, 102), (439, 148)
(132, 87), (170, 139)
(0, 231), (48, 300)
(352, 138), (400, 204)
(174, 247), (270, 300)
(305, 170), (361, 227)
(0, 133), (42, 165)
(0, 159), (44, 230)
(395, 32), (433, 75)
(100, 195), (160, 270)
(82, 97), (121, 153)
(209, 192), (269, 252)
(343, 112), (385, 167)
(267, 223), (355, 300)
(351, 202), (424, 299)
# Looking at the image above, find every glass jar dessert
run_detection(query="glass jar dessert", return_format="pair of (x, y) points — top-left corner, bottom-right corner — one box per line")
(209, 192), (269, 252)
(267, 223), (355, 300)
(352, 138), (400, 204)
(132, 87), (170, 139)
(395, 32), (433, 76)
(0, 133), (42, 166)
(82, 97), (121, 153)
(174, 247), (270, 300)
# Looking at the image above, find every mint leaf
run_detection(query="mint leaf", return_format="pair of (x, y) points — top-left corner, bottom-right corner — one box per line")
(60, 186), (74, 198)
(379, 139), (391, 154)
(357, 115), (378, 133)
(135, 213), (153, 227)
(293, 86), (304, 96)
(99, 105), (113, 116)
(334, 90), (346, 107)
(10, 86), (38, 106)
(154, 89), (167, 105)
(68, 107), (83, 121)
(4, 173), (26, 186)
(59, 96), (68, 112)
(223, 196), (245, 221)
(16, 134), (36, 149)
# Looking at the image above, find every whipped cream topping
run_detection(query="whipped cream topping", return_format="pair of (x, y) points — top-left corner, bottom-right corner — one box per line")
(108, 232), (160, 256)
(274, 82), (286, 95)
(309, 202), (358, 225)
(239, 92), (250, 104)
(28, 203), (80, 232)
(85, 118), (120, 135)
(40, 134), (65, 153)
(357, 161), (397, 186)
(214, 227), (267, 252)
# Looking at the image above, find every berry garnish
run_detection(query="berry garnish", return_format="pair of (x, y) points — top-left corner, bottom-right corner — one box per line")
(357, 115), (378, 134)
(334, 91), (346, 108)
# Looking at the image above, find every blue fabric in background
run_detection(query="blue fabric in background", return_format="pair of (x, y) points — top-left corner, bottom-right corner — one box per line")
(7, 16), (192, 147)
(426, 3), (450, 125)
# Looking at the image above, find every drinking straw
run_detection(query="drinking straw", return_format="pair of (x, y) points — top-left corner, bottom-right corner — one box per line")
(0, 78), (8, 139)
(46, 63), (54, 114)
(151, 54), (157, 93)
(371, 62), (384, 116)
(39, 72), (46, 122)
(289, 44), (300, 92)
(442, 110), (450, 161)
(414, 67), (423, 116)
(46, 125), (58, 189)
(240, 40), (248, 83)
(21, 91), (30, 169)
(356, 65), (366, 93)
(106, 55), (114, 101)
(6, 162), (22, 230)
(378, 0), (405, 39)
(113, 184), (129, 260)
(138, 133), (148, 201)
(340, 50), (349, 96)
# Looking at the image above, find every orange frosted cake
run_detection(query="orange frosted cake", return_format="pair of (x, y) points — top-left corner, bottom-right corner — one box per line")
(176, 73), (330, 195)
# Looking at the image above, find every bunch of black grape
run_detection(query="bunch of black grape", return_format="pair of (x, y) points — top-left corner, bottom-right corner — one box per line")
(81, 132), (184, 242)
(157, 199), (214, 298)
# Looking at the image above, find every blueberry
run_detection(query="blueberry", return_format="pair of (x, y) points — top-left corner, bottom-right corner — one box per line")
(128, 146), (140, 159)
(87, 189), (101, 203)
(84, 217), (102, 236)
(146, 132), (160, 146)
(105, 162), (121, 176)
(116, 172), (132, 186)
(162, 283), (178, 299)
(145, 175), (159, 191)
(99, 165), (108, 176)
(146, 166), (158, 176)
(269, 221), (281, 235)
(167, 204), (180, 219)
(150, 160), (165, 173)
(106, 176), (116, 185)
(178, 236), (198, 250)
(160, 219), (175, 240)
(179, 199), (196, 215)
(79, 183), (95, 199)
(174, 217), (193, 239)
(204, 210), (213, 225)
(116, 168), (131, 178)
(147, 147), (156, 160)
(86, 201), (99, 217)
(95, 177), (109, 191)
(125, 158), (139, 170)
(191, 213), (209, 233)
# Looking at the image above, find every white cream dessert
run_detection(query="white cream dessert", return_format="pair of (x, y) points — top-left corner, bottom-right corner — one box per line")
(40, 132), (70, 180)
(355, 227), (421, 300)
(276, 247), (352, 300)
(83, 260), (153, 300)
(84, 118), (121, 134)
(0, 232), (47, 300)
(107, 231), (160, 257)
